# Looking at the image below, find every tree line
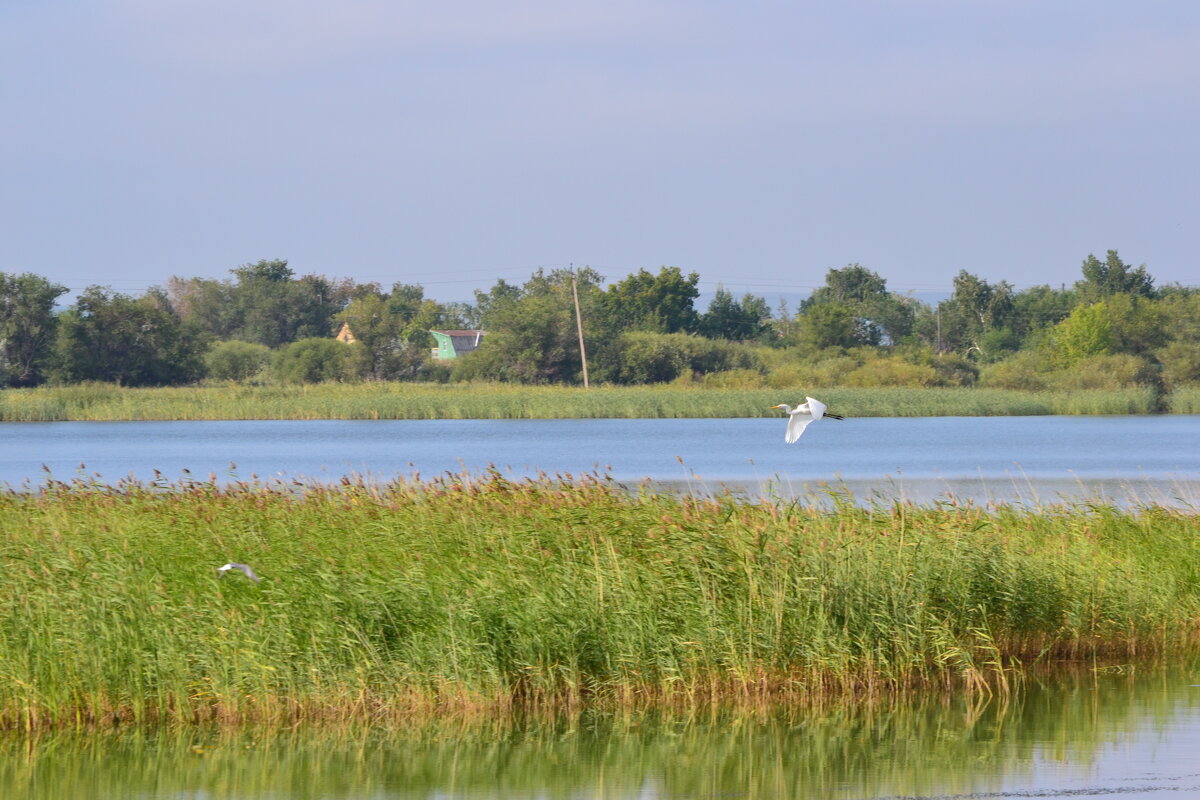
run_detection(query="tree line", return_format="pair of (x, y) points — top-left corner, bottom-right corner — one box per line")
(1, 251), (1197, 391)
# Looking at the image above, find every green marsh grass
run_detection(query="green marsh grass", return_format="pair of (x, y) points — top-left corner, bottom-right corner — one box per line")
(1, 472), (1198, 728)
(0, 383), (1162, 421)
(1168, 385), (1200, 414)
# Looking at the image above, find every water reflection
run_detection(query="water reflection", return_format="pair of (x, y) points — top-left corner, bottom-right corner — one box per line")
(4, 665), (1200, 799)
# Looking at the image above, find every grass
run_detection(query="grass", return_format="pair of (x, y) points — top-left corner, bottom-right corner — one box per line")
(1168, 385), (1200, 414)
(0, 382), (1173, 421)
(1, 472), (1199, 728)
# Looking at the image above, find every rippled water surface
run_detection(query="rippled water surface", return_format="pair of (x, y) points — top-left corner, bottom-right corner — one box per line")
(3, 415), (1199, 503)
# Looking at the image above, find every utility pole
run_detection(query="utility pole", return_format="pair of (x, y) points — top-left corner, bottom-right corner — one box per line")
(571, 263), (590, 388)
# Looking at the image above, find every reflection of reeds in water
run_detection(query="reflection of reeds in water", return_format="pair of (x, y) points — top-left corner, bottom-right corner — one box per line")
(0, 382), (1171, 421)
(2, 662), (1197, 799)
(2, 471), (1200, 728)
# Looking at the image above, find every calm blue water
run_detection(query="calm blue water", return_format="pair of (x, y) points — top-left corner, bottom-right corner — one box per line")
(3, 415), (1198, 504)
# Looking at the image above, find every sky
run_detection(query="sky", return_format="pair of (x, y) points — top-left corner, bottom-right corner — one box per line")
(2, 1), (1198, 305)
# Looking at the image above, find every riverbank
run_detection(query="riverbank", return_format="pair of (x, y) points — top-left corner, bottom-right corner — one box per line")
(2, 473), (1198, 728)
(1, 382), (1194, 421)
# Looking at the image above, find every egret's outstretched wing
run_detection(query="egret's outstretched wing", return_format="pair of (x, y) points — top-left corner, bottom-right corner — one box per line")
(785, 413), (814, 443)
(805, 396), (827, 421)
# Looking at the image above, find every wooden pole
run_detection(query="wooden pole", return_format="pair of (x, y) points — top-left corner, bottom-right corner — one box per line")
(571, 271), (590, 389)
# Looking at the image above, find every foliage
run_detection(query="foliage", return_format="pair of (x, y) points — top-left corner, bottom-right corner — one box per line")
(1, 476), (1199, 726)
(606, 332), (763, 384)
(204, 340), (273, 383)
(1050, 354), (1158, 391)
(0, 382), (1163, 422)
(929, 271), (1015, 357)
(800, 264), (914, 346)
(602, 266), (700, 333)
(1048, 302), (1113, 366)
(1156, 341), (1200, 390)
(843, 358), (940, 388)
(334, 283), (446, 380)
(697, 286), (771, 341)
(2, 248), (1197, 395)
(0, 272), (69, 387)
(168, 259), (355, 348)
(1076, 249), (1156, 302)
(53, 287), (207, 387)
(272, 338), (358, 384)
(456, 268), (609, 384)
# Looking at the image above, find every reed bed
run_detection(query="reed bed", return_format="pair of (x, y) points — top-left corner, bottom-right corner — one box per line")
(1168, 385), (1200, 414)
(0, 382), (1166, 421)
(1, 472), (1198, 729)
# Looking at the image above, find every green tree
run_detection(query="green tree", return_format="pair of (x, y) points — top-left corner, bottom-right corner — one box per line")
(1104, 293), (1168, 356)
(794, 302), (860, 350)
(1076, 250), (1155, 302)
(602, 266), (700, 333)
(336, 283), (453, 380)
(1050, 302), (1113, 366)
(169, 260), (355, 348)
(457, 268), (608, 384)
(0, 272), (69, 387)
(802, 264), (913, 345)
(1009, 284), (1077, 343)
(54, 287), (207, 386)
(930, 270), (1014, 357)
(697, 286), (770, 341)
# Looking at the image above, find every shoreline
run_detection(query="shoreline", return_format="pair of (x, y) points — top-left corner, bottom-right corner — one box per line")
(0, 382), (1192, 422)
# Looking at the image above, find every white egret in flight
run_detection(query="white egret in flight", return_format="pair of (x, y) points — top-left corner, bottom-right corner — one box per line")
(770, 397), (845, 443)
(217, 562), (261, 582)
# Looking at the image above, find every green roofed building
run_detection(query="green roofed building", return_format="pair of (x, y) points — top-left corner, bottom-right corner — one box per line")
(429, 329), (485, 360)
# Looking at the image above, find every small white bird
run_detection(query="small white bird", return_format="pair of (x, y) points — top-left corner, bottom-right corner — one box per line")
(770, 396), (845, 443)
(217, 562), (261, 583)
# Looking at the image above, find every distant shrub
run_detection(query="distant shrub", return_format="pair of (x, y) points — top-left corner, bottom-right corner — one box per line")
(204, 340), (272, 382)
(1156, 342), (1200, 390)
(1051, 353), (1158, 390)
(766, 355), (861, 388)
(273, 338), (358, 384)
(701, 368), (767, 389)
(613, 332), (691, 384)
(979, 352), (1052, 391)
(607, 333), (762, 385)
(928, 353), (979, 387)
(844, 358), (939, 388)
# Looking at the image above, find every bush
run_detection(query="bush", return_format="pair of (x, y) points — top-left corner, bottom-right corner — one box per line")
(701, 368), (767, 389)
(273, 339), (358, 384)
(979, 352), (1052, 391)
(1051, 353), (1158, 390)
(614, 332), (690, 384)
(844, 358), (939, 388)
(204, 340), (273, 382)
(765, 354), (861, 388)
(1156, 342), (1200, 390)
(606, 333), (763, 385)
(929, 353), (979, 386)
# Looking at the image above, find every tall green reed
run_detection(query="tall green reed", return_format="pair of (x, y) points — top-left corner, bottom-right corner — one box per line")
(1, 473), (1198, 727)
(0, 383), (1164, 421)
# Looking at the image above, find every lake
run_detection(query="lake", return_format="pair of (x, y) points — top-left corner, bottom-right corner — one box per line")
(3, 415), (1200, 797)
(4, 664), (1200, 799)
(3, 415), (1199, 505)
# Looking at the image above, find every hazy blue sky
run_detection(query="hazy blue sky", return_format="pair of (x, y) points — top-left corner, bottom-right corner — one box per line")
(2, 1), (1197, 303)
